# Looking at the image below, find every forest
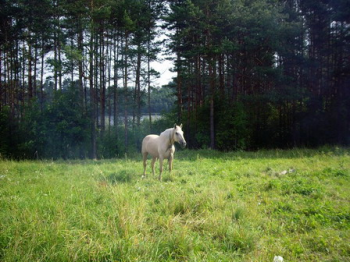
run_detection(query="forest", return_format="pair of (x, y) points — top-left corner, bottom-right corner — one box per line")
(0, 0), (349, 159)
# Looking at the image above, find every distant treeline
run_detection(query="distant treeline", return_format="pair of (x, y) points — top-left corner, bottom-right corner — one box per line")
(0, 79), (176, 159)
(0, 0), (349, 159)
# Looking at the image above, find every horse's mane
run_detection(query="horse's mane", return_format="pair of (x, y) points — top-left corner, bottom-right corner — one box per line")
(160, 128), (175, 145)
(160, 128), (173, 136)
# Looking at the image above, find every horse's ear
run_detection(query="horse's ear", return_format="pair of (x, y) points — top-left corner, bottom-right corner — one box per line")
(174, 124), (177, 129)
(180, 124), (183, 129)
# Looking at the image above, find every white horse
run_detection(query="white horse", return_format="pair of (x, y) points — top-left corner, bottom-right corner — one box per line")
(142, 124), (187, 181)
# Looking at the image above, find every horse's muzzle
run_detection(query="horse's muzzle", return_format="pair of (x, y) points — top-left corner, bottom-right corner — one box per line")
(180, 141), (187, 148)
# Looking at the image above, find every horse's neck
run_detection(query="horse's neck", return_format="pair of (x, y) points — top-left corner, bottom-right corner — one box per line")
(161, 128), (174, 146)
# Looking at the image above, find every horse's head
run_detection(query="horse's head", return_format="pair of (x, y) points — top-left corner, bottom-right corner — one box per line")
(173, 124), (187, 148)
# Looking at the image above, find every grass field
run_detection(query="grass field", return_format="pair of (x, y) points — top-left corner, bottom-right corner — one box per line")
(0, 148), (349, 261)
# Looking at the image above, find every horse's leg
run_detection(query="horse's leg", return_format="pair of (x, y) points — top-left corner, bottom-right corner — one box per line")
(142, 152), (148, 177)
(168, 155), (173, 173)
(159, 156), (164, 181)
(151, 157), (157, 177)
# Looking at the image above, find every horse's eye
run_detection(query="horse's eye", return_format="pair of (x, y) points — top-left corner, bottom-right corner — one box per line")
(176, 132), (179, 135)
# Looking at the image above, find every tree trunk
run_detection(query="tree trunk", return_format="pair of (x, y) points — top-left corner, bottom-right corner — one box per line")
(209, 58), (215, 149)
(135, 49), (142, 127)
(147, 36), (152, 132)
(113, 31), (119, 132)
(176, 51), (182, 123)
(78, 21), (84, 109)
(40, 38), (45, 111)
(89, 22), (97, 159)
(28, 37), (33, 100)
(124, 31), (129, 151)
(100, 27), (105, 134)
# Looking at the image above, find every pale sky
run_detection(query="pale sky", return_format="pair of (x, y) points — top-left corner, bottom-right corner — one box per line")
(151, 59), (176, 87)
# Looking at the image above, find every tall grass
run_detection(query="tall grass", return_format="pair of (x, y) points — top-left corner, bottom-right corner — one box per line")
(0, 148), (349, 261)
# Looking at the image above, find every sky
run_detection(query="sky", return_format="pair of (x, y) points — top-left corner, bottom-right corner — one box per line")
(150, 21), (176, 87)
(151, 59), (176, 87)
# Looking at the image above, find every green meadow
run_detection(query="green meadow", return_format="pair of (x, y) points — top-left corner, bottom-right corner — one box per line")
(0, 148), (349, 261)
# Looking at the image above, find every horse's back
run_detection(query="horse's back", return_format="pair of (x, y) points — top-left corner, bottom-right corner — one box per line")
(142, 135), (160, 157)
